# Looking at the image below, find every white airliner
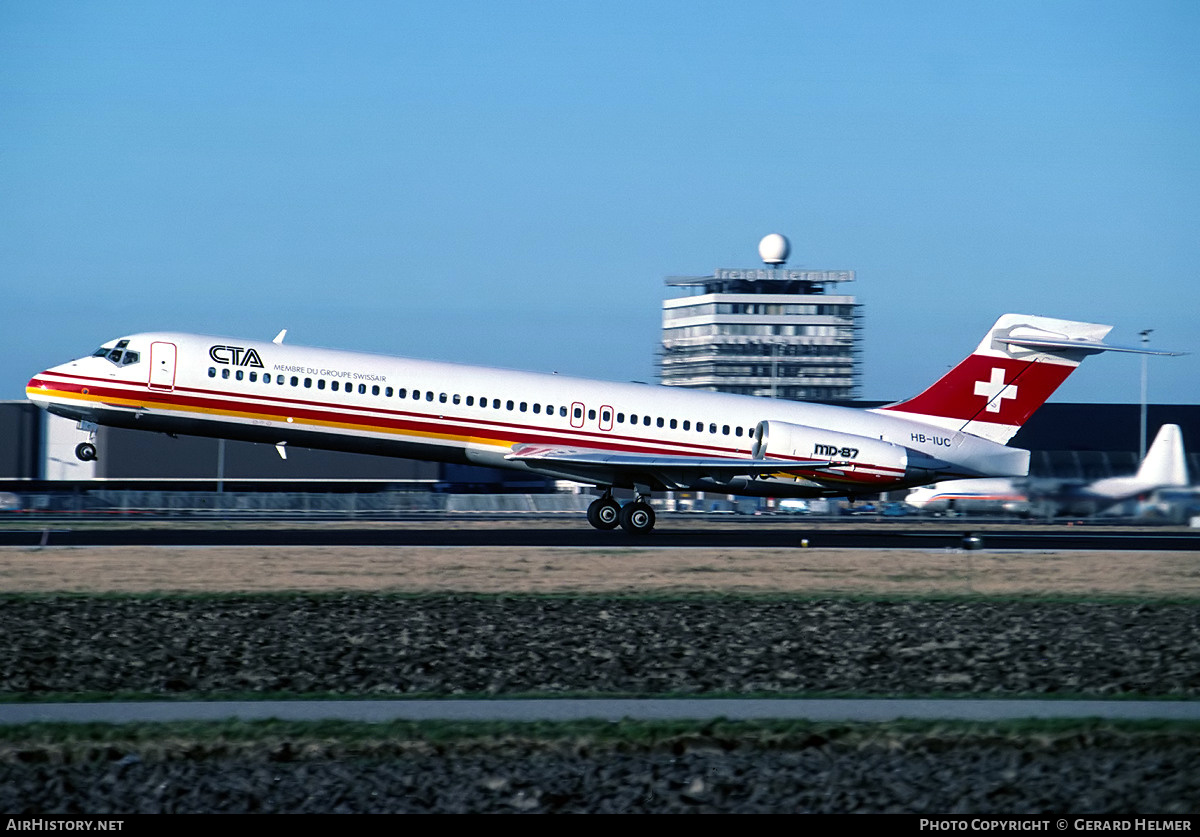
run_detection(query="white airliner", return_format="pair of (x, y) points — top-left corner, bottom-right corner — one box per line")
(26, 313), (1175, 533)
(903, 423), (1190, 518)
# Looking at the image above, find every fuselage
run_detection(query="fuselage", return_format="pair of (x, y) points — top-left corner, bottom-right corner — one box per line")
(26, 331), (1029, 497)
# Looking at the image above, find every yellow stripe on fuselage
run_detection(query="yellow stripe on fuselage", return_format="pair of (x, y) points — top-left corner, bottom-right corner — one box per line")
(29, 382), (517, 452)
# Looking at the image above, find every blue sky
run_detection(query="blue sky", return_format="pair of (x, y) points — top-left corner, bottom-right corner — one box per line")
(3, 0), (1197, 406)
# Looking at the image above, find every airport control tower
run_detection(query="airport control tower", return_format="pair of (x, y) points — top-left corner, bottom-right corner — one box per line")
(659, 234), (861, 401)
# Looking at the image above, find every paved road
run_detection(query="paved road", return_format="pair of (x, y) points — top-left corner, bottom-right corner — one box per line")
(1, 523), (1198, 550)
(4, 698), (1200, 725)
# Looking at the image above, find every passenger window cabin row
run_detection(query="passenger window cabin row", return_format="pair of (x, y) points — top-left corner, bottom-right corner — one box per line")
(206, 367), (756, 438)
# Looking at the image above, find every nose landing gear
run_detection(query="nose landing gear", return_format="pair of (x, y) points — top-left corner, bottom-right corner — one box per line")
(74, 420), (99, 462)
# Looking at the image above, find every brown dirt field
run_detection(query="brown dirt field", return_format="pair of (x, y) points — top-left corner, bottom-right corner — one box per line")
(2, 542), (1198, 597)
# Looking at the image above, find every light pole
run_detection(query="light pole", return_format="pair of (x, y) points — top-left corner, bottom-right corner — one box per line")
(1139, 329), (1152, 461)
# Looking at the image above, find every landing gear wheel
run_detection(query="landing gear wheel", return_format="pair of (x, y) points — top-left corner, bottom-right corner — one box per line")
(587, 497), (621, 530)
(75, 442), (97, 462)
(619, 501), (656, 534)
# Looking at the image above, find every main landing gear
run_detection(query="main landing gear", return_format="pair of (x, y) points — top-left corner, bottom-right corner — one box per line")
(587, 490), (656, 534)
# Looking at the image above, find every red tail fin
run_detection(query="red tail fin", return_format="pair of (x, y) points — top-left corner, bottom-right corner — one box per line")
(873, 314), (1117, 444)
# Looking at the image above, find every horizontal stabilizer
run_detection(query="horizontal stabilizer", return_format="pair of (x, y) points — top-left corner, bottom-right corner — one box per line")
(995, 335), (1185, 356)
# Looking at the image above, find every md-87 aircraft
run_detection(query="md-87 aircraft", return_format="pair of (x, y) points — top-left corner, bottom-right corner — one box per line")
(26, 313), (1175, 534)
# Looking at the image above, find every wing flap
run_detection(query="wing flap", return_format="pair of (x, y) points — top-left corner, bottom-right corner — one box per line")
(506, 443), (832, 489)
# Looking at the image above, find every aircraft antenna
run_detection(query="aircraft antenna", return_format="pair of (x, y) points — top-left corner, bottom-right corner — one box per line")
(1139, 329), (1153, 460)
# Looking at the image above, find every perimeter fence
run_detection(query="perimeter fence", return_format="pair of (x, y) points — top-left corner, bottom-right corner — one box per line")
(11, 489), (595, 520)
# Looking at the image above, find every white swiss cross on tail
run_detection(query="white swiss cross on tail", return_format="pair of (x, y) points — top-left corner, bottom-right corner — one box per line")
(974, 367), (1017, 413)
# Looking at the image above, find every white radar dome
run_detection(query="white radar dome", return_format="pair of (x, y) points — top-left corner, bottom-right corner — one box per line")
(758, 233), (790, 265)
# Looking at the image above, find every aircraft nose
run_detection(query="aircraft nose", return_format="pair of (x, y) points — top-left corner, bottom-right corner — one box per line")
(26, 374), (51, 409)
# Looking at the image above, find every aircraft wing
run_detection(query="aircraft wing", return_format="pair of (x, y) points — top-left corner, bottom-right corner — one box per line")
(505, 443), (832, 490)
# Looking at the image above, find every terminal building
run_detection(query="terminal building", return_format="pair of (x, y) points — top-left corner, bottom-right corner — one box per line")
(659, 234), (861, 401)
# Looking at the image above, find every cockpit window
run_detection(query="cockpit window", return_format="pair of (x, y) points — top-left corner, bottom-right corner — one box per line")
(94, 339), (139, 367)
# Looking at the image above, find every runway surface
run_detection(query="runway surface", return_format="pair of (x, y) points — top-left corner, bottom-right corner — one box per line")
(2, 522), (1198, 550)
(5, 698), (1200, 725)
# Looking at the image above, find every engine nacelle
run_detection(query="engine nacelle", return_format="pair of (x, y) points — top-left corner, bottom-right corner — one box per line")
(753, 420), (912, 492)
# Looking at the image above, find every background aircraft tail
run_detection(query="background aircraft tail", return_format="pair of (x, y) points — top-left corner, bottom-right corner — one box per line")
(1082, 423), (1190, 502)
(1133, 423), (1189, 488)
(873, 313), (1173, 445)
